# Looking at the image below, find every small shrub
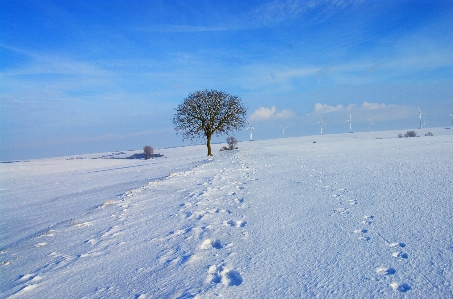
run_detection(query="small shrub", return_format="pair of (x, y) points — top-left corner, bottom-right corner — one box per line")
(226, 136), (238, 150)
(425, 132), (433, 136)
(404, 131), (418, 138)
(398, 134), (404, 138)
(143, 145), (154, 160)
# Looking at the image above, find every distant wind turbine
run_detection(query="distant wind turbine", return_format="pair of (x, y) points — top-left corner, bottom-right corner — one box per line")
(346, 114), (353, 133)
(450, 112), (453, 126)
(369, 119), (374, 132)
(248, 125), (255, 141)
(317, 117), (326, 135)
(418, 107), (425, 129)
(280, 126), (287, 136)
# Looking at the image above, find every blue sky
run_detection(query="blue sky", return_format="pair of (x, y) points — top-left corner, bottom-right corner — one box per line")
(1, 0), (452, 160)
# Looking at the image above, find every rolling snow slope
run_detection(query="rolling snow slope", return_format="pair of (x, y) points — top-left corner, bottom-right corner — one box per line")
(1, 128), (452, 298)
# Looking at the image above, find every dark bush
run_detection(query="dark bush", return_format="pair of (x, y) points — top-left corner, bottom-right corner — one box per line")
(425, 132), (433, 136)
(404, 131), (418, 138)
(226, 136), (238, 150)
(143, 146), (154, 160)
(398, 134), (404, 138)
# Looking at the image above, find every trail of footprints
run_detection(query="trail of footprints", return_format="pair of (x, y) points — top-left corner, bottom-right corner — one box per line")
(173, 154), (253, 293)
(329, 182), (412, 293)
(2, 190), (144, 298)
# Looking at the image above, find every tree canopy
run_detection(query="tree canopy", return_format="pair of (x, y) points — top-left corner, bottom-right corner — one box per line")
(173, 90), (247, 156)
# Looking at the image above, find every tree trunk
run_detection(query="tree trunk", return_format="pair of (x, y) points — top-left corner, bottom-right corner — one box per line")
(206, 134), (213, 156)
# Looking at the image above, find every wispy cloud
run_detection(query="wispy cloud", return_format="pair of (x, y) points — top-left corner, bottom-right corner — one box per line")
(307, 101), (413, 124)
(132, 24), (236, 33)
(249, 106), (296, 122)
(313, 102), (391, 114)
(252, 0), (360, 26)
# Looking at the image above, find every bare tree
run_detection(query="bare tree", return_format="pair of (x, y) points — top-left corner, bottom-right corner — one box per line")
(143, 146), (154, 160)
(173, 90), (247, 156)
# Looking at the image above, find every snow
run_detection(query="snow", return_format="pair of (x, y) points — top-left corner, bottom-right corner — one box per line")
(1, 128), (452, 298)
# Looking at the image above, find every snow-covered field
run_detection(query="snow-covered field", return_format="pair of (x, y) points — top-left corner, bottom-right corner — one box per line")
(1, 128), (452, 298)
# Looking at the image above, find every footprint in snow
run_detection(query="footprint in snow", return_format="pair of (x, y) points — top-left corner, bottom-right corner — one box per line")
(74, 222), (92, 228)
(206, 265), (242, 286)
(389, 242), (406, 248)
(348, 200), (358, 205)
(224, 220), (246, 227)
(200, 239), (222, 250)
(35, 230), (56, 238)
(362, 215), (374, 225)
(375, 267), (396, 275)
(334, 207), (349, 215)
(390, 282), (411, 292)
(353, 229), (368, 234)
(234, 198), (244, 203)
(392, 251), (408, 259)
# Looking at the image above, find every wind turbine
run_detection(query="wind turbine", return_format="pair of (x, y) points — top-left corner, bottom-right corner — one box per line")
(369, 119), (374, 132)
(317, 116), (326, 135)
(346, 114), (353, 133)
(450, 112), (453, 126)
(418, 107), (425, 129)
(280, 126), (287, 136)
(248, 125), (255, 141)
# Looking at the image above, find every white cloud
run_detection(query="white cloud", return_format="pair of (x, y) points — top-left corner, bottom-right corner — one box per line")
(313, 102), (391, 114)
(249, 106), (296, 122)
(306, 101), (414, 125)
(361, 102), (388, 110)
(313, 103), (344, 113)
(249, 106), (276, 121)
(276, 109), (297, 119)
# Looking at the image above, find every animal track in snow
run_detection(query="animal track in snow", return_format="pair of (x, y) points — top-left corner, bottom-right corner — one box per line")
(390, 282), (411, 292)
(35, 229), (56, 238)
(353, 229), (368, 234)
(74, 221), (92, 228)
(348, 200), (358, 205)
(200, 238), (222, 250)
(223, 219), (246, 227)
(392, 251), (408, 259)
(389, 242), (406, 248)
(206, 265), (243, 286)
(334, 207), (349, 215)
(375, 267), (396, 275)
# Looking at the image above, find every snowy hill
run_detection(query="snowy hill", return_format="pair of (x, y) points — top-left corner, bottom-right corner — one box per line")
(1, 128), (452, 298)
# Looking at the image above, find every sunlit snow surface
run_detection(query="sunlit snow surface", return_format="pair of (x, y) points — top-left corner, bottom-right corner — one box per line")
(1, 128), (452, 298)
